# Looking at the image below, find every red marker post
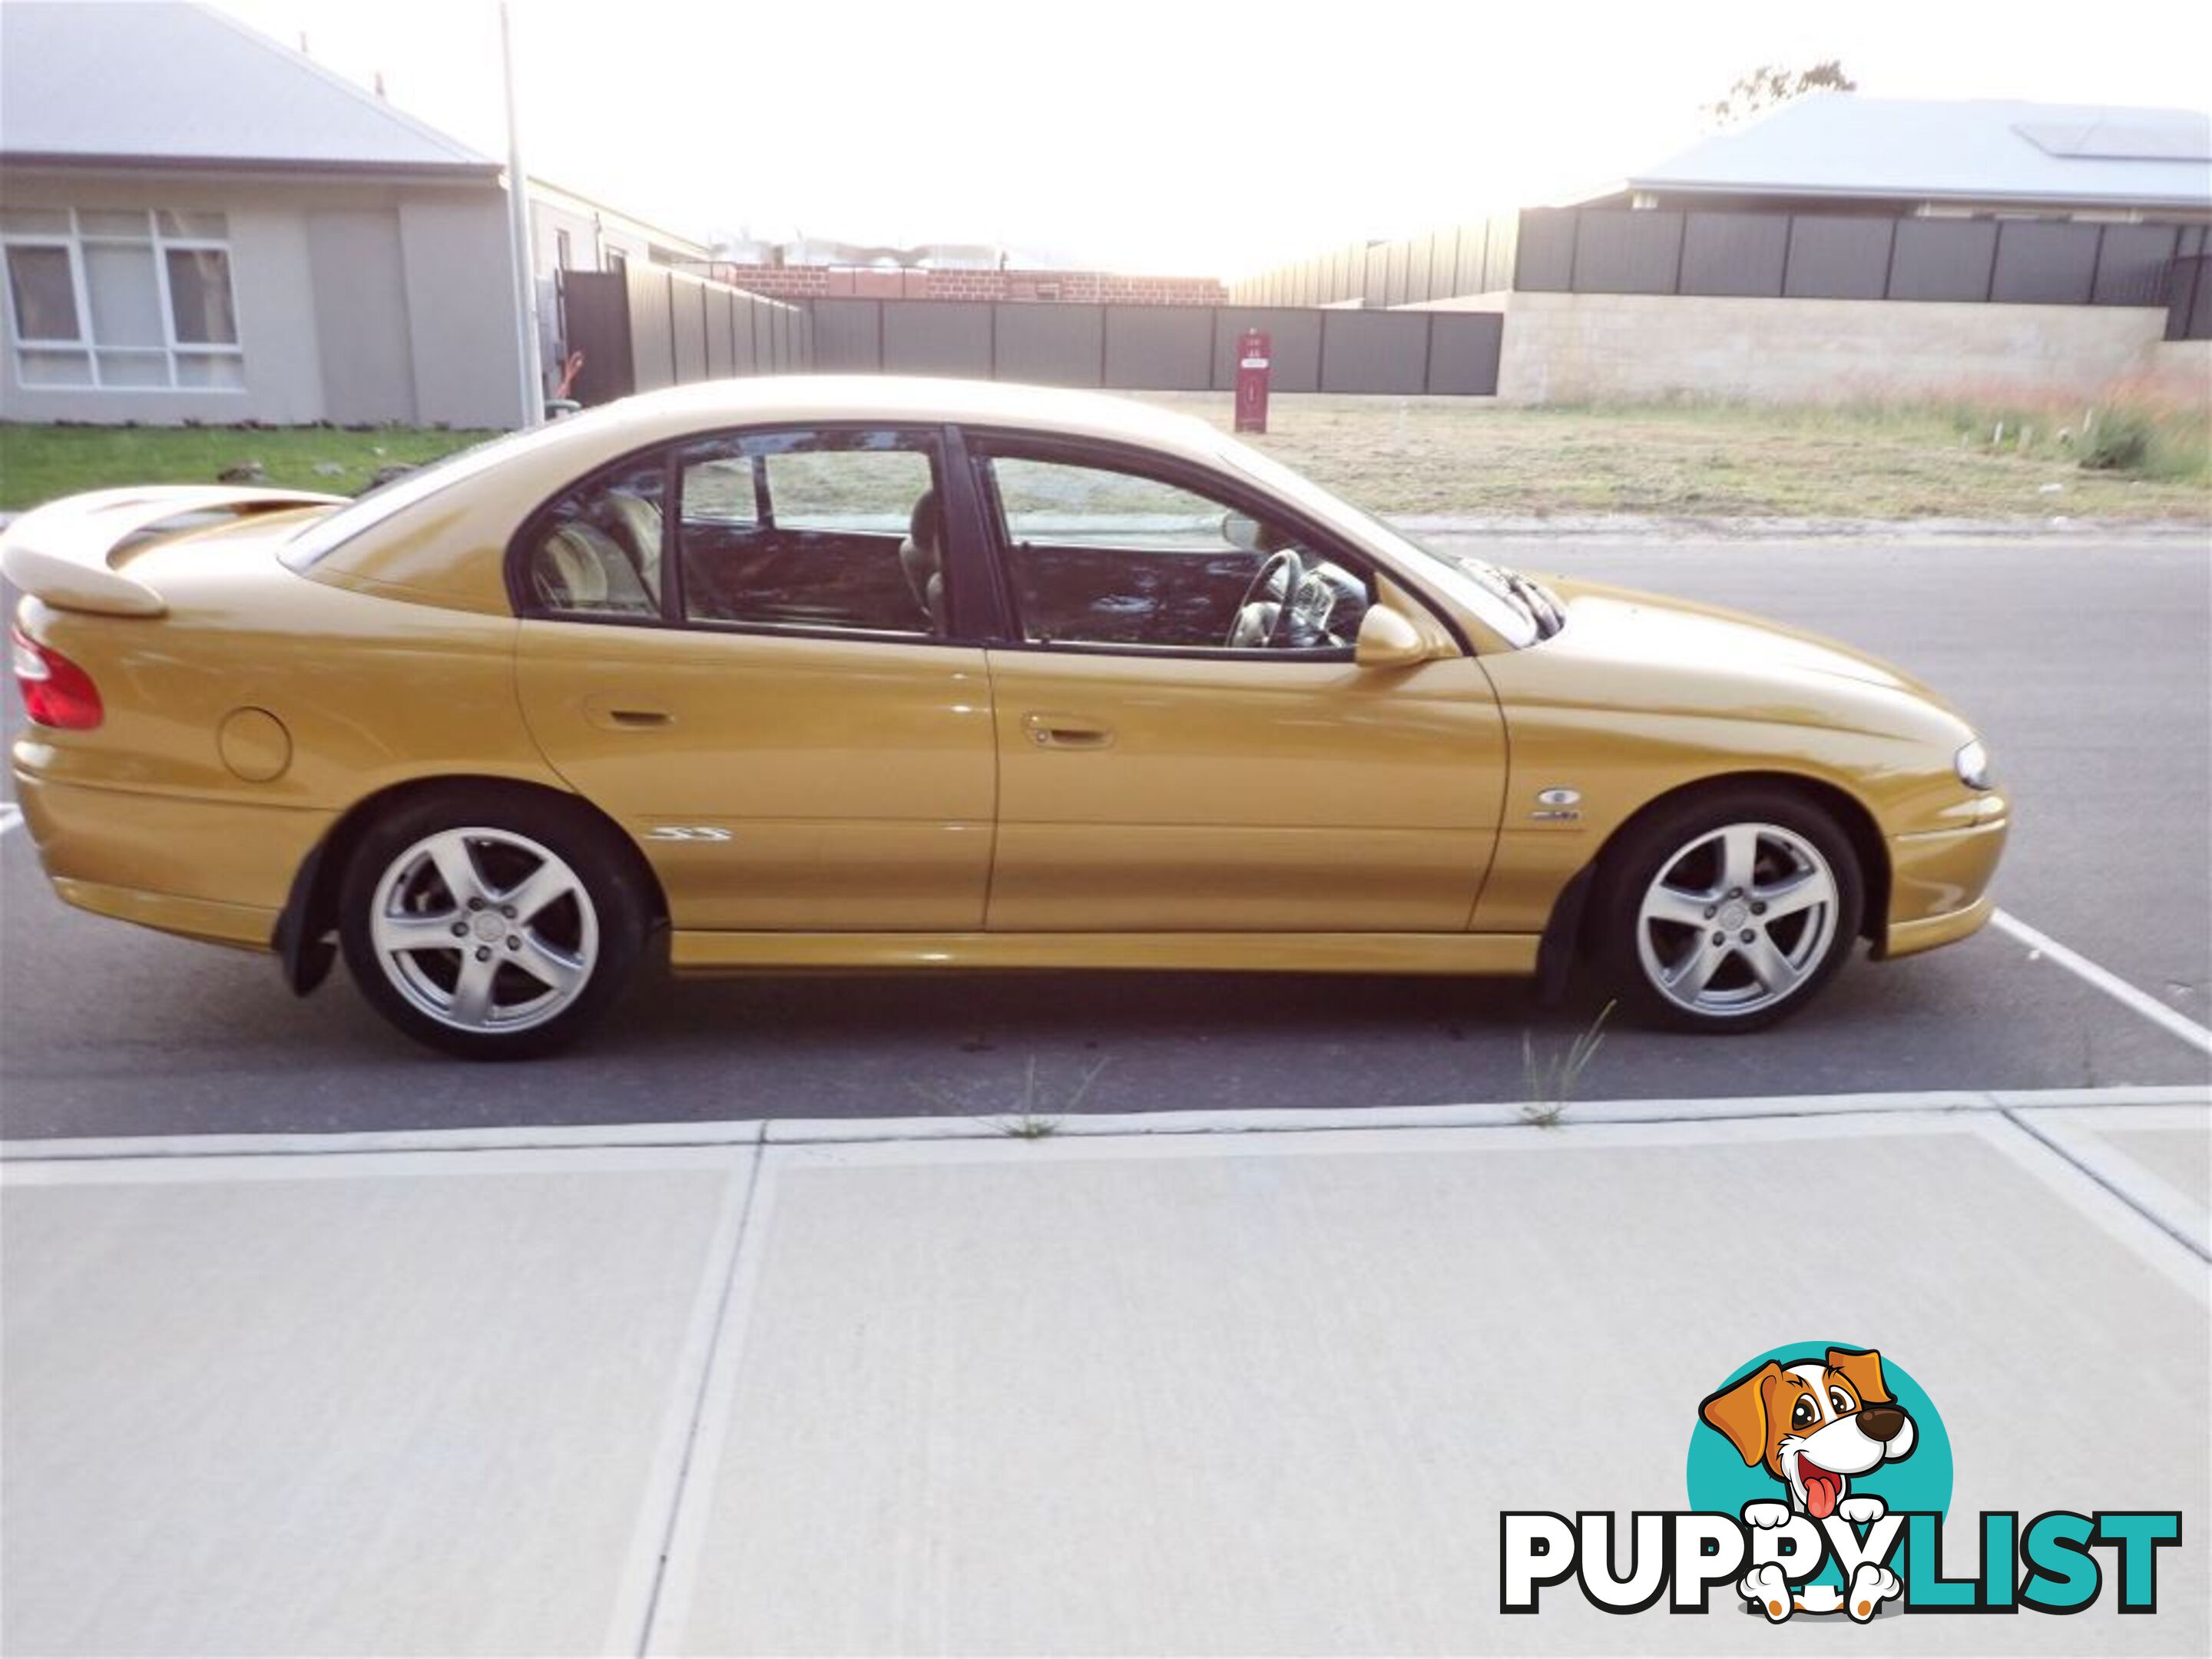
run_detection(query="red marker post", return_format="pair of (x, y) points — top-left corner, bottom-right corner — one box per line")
(1233, 328), (1271, 434)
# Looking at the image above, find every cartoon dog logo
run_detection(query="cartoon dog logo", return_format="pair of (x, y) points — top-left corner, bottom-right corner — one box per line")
(1700, 1346), (1916, 1619)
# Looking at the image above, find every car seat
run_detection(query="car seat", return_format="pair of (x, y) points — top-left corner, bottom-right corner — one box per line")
(530, 518), (657, 614)
(899, 489), (947, 634)
(594, 489), (664, 606)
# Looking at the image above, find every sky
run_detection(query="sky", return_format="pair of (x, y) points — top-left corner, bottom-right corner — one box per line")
(204, 0), (2212, 276)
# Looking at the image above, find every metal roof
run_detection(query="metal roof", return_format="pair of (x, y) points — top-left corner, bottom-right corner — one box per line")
(1627, 95), (2212, 210)
(0, 1), (497, 177)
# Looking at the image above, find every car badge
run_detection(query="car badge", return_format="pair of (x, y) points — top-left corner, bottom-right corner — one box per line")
(1532, 786), (1581, 823)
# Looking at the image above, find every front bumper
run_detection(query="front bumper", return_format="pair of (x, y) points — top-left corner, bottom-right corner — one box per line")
(12, 765), (332, 953)
(1877, 797), (2008, 961)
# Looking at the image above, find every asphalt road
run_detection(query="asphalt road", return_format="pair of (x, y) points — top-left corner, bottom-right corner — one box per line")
(3, 536), (2207, 1139)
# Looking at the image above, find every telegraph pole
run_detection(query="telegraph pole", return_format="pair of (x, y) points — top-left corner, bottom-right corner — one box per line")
(499, 2), (545, 425)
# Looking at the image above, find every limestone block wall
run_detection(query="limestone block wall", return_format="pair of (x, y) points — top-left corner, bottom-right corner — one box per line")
(1406, 291), (2180, 406)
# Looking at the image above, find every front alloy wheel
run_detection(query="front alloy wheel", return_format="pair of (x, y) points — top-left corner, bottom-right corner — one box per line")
(1635, 823), (1839, 1019)
(1596, 790), (1864, 1032)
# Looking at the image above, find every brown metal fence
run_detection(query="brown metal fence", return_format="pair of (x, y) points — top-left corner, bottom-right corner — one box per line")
(1232, 209), (2210, 316)
(805, 300), (1502, 396)
(1229, 214), (1522, 308)
(558, 265), (813, 406)
(2167, 253), (2212, 340)
(563, 276), (1505, 399)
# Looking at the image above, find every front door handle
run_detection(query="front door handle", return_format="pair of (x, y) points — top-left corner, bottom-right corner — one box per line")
(584, 694), (674, 731)
(1022, 712), (1114, 750)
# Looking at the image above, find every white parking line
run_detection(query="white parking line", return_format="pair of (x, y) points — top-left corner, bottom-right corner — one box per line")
(0, 801), (21, 836)
(1992, 907), (2212, 1056)
(2012, 1104), (2210, 1260)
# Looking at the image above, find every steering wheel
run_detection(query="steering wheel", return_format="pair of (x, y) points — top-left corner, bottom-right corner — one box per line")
(1226, 548), (1306, 650)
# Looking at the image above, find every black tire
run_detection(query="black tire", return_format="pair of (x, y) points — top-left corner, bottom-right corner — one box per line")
(1591, 786), (1864, 1034)
(338, 784), (648, 1060)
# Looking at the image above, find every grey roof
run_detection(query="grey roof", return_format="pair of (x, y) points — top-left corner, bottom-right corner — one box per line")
(1626, 95), (2212, 210)
(0, 2), (496, 176)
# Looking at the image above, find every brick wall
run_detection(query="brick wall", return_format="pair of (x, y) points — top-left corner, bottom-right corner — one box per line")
(686, 263), (1227, 306)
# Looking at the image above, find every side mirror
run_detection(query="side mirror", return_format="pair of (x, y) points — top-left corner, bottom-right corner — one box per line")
(1354, 602), (1433, 668)
(1220, 512), (1268, 553)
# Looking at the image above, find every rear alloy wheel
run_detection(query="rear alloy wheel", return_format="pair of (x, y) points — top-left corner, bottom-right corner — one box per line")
(1598, 793), (1863, 1032)
(339, 793), (644, 1058)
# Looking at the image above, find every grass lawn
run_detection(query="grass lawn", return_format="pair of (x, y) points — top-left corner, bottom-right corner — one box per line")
(0, 424), (493, 512)
(3, 395), (2207, 522)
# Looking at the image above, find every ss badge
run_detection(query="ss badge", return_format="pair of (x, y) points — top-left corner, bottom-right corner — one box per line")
(644, 825), (732, 842)
(1532, 786), (1581, 823)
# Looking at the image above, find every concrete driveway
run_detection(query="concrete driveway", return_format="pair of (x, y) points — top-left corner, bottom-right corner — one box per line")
(4, 1097), (2204, 1654)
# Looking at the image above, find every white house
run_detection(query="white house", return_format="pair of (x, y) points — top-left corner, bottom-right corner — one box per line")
(1, 0), (530, 427)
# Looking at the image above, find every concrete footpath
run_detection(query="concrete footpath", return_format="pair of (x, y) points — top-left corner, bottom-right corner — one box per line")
(5, 1088), (2207, 1656)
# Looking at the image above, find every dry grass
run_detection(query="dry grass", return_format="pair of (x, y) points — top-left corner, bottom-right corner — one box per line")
(5, 387), (2206, 524)
(1138, 391), (2212, 522)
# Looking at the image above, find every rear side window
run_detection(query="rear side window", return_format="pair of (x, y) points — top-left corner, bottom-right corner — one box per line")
(522, 462), (667, 618)
(674, 429), (944, 637)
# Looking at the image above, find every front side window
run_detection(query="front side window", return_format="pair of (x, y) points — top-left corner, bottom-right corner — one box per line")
(985, 454), (1372, 653)
(1, 207), (243, 390)
(1215, 435), (1540, 648)
(523, 462), (667, 618)
(676, 429), (944, 637)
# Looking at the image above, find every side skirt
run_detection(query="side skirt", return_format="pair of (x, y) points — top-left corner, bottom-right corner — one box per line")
(667, 931), (1541, 976)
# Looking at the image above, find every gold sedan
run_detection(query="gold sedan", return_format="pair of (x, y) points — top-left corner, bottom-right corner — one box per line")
(4, 378), (2006, 1057)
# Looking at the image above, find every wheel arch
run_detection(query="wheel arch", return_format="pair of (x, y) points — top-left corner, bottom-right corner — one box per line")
(1543, 770), (1891, 981)
(274, 775), (670, 995)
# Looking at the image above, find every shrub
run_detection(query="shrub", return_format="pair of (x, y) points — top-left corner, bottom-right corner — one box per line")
(2078, 406), (2157, 472)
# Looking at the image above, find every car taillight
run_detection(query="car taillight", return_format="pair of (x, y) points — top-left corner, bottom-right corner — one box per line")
(11, 628), (104, 730)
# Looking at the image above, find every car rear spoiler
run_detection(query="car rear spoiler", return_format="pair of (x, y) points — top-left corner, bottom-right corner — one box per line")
(0, 485), (343, 618)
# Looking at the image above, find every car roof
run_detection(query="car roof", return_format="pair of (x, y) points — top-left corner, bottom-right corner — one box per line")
(557, 375), (1226, 452)
(295, 376), (1237, 614)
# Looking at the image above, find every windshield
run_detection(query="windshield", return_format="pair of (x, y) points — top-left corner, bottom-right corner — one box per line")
(1210, 435), (1542, 648)
(279, 422), (571, 570)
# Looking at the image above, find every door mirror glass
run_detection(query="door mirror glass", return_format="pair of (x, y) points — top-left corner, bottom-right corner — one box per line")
(1354, 602), (1433, 668)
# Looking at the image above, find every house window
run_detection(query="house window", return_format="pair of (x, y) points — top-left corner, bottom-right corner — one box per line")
(2, 208), (244, 390)
(555, 228), (573, 270)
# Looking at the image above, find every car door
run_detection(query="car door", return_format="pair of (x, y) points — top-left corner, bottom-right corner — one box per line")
(513, 426), (997, 931)
(968, 439), (1508, 933)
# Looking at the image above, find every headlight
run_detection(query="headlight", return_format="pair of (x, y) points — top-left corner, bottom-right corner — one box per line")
(1955, 739), (1992, 790)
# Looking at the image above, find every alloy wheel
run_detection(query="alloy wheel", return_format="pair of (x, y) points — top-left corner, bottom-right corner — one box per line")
(1634, 821), (1841, 1019)
(367, 826), (599, 1033)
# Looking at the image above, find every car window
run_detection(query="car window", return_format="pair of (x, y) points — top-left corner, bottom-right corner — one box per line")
(522, 461), (667, 619)
(676, 429), (943, 637)
(680, 453), (759, 528)
(985, 455), (1372, 653)
(1213, 435), (1538, 650)
(763, 448), (928, 533)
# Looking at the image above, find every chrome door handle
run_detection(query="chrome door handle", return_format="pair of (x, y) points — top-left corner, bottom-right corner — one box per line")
(1022, 712), (1114, 750)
